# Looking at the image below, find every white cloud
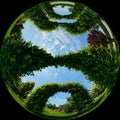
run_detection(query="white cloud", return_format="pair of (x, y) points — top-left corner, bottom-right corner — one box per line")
(54, 39), (60, 45)
(60, 45), (66, 50)
(54, 73), (58, 77)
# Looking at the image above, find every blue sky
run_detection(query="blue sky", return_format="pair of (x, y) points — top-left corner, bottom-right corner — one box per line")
(47, 92), (71, 107)
(22, 20), (88, 56)
(22, 66), (93, 90)
(53, 5), (72, 16)
(21, 5), (94, 107)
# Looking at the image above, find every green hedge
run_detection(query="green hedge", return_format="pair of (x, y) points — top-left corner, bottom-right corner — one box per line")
(24, 1), (100, 34)
(55, 46), (120, 89)
(25, 82), (92, 114)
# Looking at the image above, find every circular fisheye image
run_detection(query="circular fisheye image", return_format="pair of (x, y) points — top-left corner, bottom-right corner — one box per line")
(0, 0), (119, 119)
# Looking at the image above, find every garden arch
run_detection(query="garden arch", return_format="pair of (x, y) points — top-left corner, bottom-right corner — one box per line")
(25, 82), (92, 114)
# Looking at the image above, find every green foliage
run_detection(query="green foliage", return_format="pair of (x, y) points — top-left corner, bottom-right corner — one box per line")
(89, 83), (104, 99)
(9, 19), (25, 39)
(42, 1), (85, 20)
(0, 35), (54, 80)
(24, 2), (58, 31)
(18, 81), (35, 99)
(25, 83), (60, 113)
(61, 7), (99, 35)
(67, 96), (77, 112)
(59, 103), (74, 114)
(25, 82), (92, 114)
(24, 1), (100, 34)
(46, 103), (57, 110)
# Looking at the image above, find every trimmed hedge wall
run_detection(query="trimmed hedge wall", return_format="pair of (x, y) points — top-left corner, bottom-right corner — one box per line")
(25, 82), (92, 114)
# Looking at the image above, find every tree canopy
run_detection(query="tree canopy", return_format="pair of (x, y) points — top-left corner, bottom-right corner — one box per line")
(87, 29), (108, 47)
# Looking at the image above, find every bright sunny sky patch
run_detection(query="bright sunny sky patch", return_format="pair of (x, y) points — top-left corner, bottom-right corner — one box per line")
(22, 20), (88, 56)
(22, 66), (93, 90)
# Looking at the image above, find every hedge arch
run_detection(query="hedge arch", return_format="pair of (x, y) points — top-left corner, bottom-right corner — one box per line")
(25, 82), (92, 114)
(24, 1), (100, 34)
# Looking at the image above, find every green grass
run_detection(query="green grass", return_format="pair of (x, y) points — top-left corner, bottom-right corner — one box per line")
(43, 108), (77, 116)
(40, 108), (79, 120)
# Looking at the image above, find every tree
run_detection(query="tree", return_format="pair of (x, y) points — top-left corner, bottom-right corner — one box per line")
(60, 103), (73, 113)
(67, 96), (77, 112)
(18, 81), (35, 99)
(87, 29), (108, 47)
(46, 103), (57, 110)
(89, 83), (104, 99)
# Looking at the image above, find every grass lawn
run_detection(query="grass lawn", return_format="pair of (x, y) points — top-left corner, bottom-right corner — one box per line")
(40, 108), (79, 120)
(43, 108), (77, 116)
